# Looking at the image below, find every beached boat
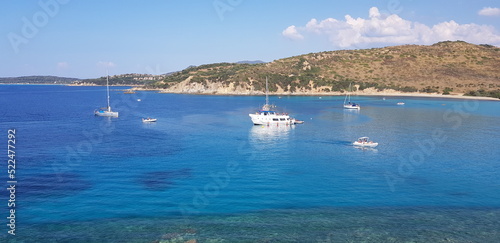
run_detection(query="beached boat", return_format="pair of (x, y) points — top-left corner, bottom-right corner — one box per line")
(353, 137), (378, 147)
(142, 117), (157, 122)
(344, 83), (360, 110)
(94, 72), (118, 117)
(249, 77), (297, 125)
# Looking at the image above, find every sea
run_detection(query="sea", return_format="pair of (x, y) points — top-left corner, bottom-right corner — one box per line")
(0, 84), (499, 242)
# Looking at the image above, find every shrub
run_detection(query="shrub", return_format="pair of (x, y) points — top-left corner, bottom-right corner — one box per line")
(420, 86), (439, 93)
(399, 86), (418, 92)
(442, 87), (453, 95)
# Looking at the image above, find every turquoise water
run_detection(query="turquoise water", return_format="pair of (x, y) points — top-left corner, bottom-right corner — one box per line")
(1, 85), (499, 242)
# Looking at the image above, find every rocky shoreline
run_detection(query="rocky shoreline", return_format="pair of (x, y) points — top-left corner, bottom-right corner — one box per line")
(57, 83), (500, 100)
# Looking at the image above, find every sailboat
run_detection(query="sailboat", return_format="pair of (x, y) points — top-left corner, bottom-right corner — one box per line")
(343, 83), (360, 110)
(249, 77), (299, 125)
(94, 72), (119, 117)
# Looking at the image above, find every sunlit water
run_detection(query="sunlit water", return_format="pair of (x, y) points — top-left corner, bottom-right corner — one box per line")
(0, 85), (499, 242)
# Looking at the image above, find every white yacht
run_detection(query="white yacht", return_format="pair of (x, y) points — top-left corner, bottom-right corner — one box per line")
(94, 72), (118, 117)
(249, 77), (297, 126)
(249, 110), (296, 126)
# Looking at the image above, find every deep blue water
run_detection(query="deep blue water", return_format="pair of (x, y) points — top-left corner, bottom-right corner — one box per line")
(1, 85), (499, 242)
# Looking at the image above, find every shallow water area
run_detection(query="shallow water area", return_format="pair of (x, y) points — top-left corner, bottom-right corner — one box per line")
(0, 85), (499, 242)
(4, 207), (500, 242)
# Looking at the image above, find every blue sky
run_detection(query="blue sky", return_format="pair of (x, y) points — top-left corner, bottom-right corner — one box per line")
(1, 0), (499, 79)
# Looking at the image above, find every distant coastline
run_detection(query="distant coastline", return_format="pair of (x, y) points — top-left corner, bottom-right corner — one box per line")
(0, 83), (66, 85)
(4, 42), (499, 100)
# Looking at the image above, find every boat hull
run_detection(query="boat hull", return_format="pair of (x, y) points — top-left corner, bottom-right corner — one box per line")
(95, 110), (119, 117)
(344, 105), (360, 110)
(353, 141), (378, 147)
(249, 113), (295, 125)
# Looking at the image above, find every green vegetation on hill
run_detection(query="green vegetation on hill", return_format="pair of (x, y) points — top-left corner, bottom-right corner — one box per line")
(465, 89), (500, 99)
(76, 76), (153, 86)
(146, 41), (500, 98)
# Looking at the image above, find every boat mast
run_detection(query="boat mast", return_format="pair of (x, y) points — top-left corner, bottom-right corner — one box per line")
(344, 83), (351, 105)
(348, 83), (351, 103)
(265, 76), (269, 106)
(106, 70), (111, 112)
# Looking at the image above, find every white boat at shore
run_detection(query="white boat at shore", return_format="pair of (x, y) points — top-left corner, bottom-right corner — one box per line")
(94, 72), (118, 117)
(249, 77), (300, 126)
(142, 117), (157, 122)
(353, 137), (378, 147)
(344, 83), (360, 110)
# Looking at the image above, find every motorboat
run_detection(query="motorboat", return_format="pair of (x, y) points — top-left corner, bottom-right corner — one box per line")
(142, 117), (157, 122)
(397, 102), (405, 105)
(353, 137), (378, 147)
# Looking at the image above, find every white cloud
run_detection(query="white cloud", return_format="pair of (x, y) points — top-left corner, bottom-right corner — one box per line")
(282, 25), (304, 40)
(282, 7), (500, 48)
(368, 7), (381, 18)
(478, 7), (500, 16)
(97, 61), (116, 68)
(57, 62), (69, 70)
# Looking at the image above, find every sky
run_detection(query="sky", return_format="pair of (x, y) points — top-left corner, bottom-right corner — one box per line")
(1, 0), (499, 79)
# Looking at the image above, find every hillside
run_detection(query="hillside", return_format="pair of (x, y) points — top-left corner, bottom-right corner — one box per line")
(145, 41), (500, 98)
(73, 73), (163, 86)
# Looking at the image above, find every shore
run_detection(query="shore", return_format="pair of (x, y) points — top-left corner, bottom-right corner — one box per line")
(350, 91), (500, 101)
(16, 83), (488, 101)
(131, 87), (499, 101)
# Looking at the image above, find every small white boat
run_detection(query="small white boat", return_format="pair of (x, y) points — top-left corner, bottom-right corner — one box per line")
(397, 102), (405, 105)
(95, 72), (119, 117)
(344, 102), (361, 110)
(343, 83), (360, 110)
(353, 137), (378, 147)
(142, 117), (157, 122)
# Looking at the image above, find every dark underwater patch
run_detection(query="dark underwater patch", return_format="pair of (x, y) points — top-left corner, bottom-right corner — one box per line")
(138, 168), (191, 191)
(17, 173), (92, 199)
